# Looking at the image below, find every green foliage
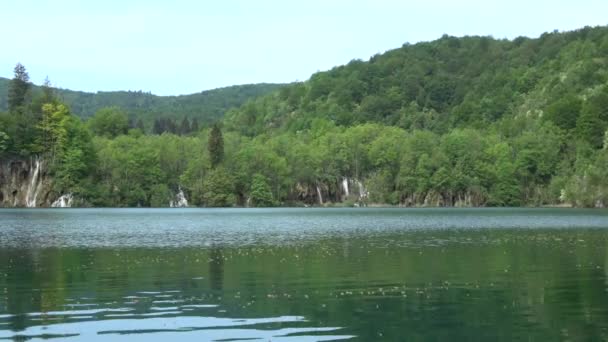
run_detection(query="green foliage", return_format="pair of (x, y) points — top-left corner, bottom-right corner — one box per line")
(202, 167), (236, 207)
(0, 79), (283, 126)
(87, 107), (129, 138)
(544, 95), (581, 130)
(249, 173), (275, 207)
(208, 124), (224, 167)
(564, 147), (608, 207)
(8, 63), (30, 112)
(5, 26), (608, 207)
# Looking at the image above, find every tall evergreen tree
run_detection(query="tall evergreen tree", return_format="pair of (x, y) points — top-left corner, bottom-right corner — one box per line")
(208, 123), (224, 167)
(8, 63), (30, 112)
(153, 119), (162, 135)
(136, 119), (145, 132)
(191, 118), (200, 133)
(41, 76), (54, 104)
(180, 117), (191, 135)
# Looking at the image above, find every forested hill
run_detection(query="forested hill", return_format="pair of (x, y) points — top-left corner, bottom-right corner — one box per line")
(225, 26), (608, 136)
(2, 25), (608, 208)
(0, 77), (283, 125)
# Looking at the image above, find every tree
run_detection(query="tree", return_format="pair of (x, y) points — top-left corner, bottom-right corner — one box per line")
(180, 117), (191, 135)
(544, 94), (581, 130)
(38, 103), (70, 160)
(202, 167), (235, 206)
(191, 118), (200, 133)
(136, 119), (145, 132)
(576, 104), (605, 148)
(8, 63), (30, 112)
(208, 123), (224, 167)
(87, 107), (129, 138)
(249, 173), (275, 207)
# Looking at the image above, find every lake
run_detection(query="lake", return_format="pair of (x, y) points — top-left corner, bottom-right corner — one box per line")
(1, 208), (608, 341)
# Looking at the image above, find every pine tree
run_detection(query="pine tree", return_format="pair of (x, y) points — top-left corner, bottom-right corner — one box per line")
(191, 118), (200, 133)
(8, 63), (30, 112)
(41, 76), (55, 104)
(153, 119), (162, 135)
(208, 123), (224, 167)
(136, 119), (145, 132)
(180, 117), (191, 135)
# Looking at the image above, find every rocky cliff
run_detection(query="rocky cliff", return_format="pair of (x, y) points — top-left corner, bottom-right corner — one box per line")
(0, 157), (54, 207)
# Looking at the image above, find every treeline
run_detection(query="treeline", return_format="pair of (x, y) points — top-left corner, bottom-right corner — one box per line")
(2, 26), (608, 207)
(152, 117), (200, 135)
(0, 77), (283, 126)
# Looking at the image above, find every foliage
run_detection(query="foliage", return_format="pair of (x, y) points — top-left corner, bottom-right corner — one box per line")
(87, 107), (129, 138)
(208, 124), (224, 168)
(7, 63), (30, 112)
(5, 26), (608, 207)
(0, 79), (283, 127)
(202, 167), (235, 207)
(249, 173), (275, 207)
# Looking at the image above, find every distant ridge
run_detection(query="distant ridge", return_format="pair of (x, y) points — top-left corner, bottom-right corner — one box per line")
(0, 77), (284, 125)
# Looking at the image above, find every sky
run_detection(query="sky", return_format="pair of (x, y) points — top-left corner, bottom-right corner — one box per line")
(1, 0), (607, 96)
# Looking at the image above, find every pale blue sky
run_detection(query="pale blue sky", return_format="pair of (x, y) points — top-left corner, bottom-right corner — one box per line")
(1, 0), (606, 95)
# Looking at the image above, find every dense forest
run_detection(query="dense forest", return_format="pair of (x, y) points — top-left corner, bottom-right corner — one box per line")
(1, 26), (608, 207)
(0, 77), (282, 127)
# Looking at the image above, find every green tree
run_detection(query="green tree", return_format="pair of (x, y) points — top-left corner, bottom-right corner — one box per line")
(8, 63), (30, 112)
(87, 107), (129, 138)
(208, 123), (224, 167)
(249, 173), (275, 207)
(203, 167), (235, 207)
(544, 95), (581, 130)
(38, 103), (70, 160)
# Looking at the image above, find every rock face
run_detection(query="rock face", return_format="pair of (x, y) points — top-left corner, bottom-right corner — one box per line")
(292, 178), (368, 206)
(0, 157), (54, 208)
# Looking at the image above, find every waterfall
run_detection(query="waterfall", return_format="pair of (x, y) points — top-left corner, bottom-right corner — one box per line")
(341, 178), (349, 197)
(316, 184), (323, 205)
(25, 157), (42, 208)
(170, 187), (189, 207)
(51, 194), (73, 208)
(356, 180), (368, 200)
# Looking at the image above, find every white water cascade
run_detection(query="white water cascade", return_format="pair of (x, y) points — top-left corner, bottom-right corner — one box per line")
(356, 180), (369, 200)
(341, 178), (350, 197)
(25, 157), (42, 208)
(51, 194), (73, 208)
(170, 187), (189, 207)
(316, 185), (323, 205)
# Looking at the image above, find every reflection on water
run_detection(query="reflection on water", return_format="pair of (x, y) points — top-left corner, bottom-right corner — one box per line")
(1, 304), (350, 341)
(1, 208), (608, 340)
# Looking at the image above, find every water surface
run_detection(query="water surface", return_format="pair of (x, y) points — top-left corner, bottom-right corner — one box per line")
(1, 208), (608, 340)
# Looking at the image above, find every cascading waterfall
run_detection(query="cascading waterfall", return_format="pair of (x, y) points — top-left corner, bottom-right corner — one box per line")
(341, 178), (349, 197)
(51, 194), (73, 208)
(170, 187), (189, 207)
(25, 157), (42, 208)
(356, 180), (368, 200)
(316, 184), (323, 205)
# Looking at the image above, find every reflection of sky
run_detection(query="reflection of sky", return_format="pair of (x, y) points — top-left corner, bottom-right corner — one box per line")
(1, 314), (353, 341)
(1, 0), (607, 95)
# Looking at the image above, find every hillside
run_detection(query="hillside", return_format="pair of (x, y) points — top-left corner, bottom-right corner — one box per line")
(0, 77), (283, 125)
(224, 26), (608, 136)
(2, 25), (608, 208)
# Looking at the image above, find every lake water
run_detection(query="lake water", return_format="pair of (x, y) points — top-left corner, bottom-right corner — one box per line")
(1, 208), (608, 341)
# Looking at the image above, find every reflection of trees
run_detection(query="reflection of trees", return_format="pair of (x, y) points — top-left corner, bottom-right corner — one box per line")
(1, 231), (608, 340)
(208, 247), (224, 291)
(3, 249), (36, 331)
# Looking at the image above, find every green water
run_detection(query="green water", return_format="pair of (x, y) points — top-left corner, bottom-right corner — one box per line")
(1, 208), (608, 341)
